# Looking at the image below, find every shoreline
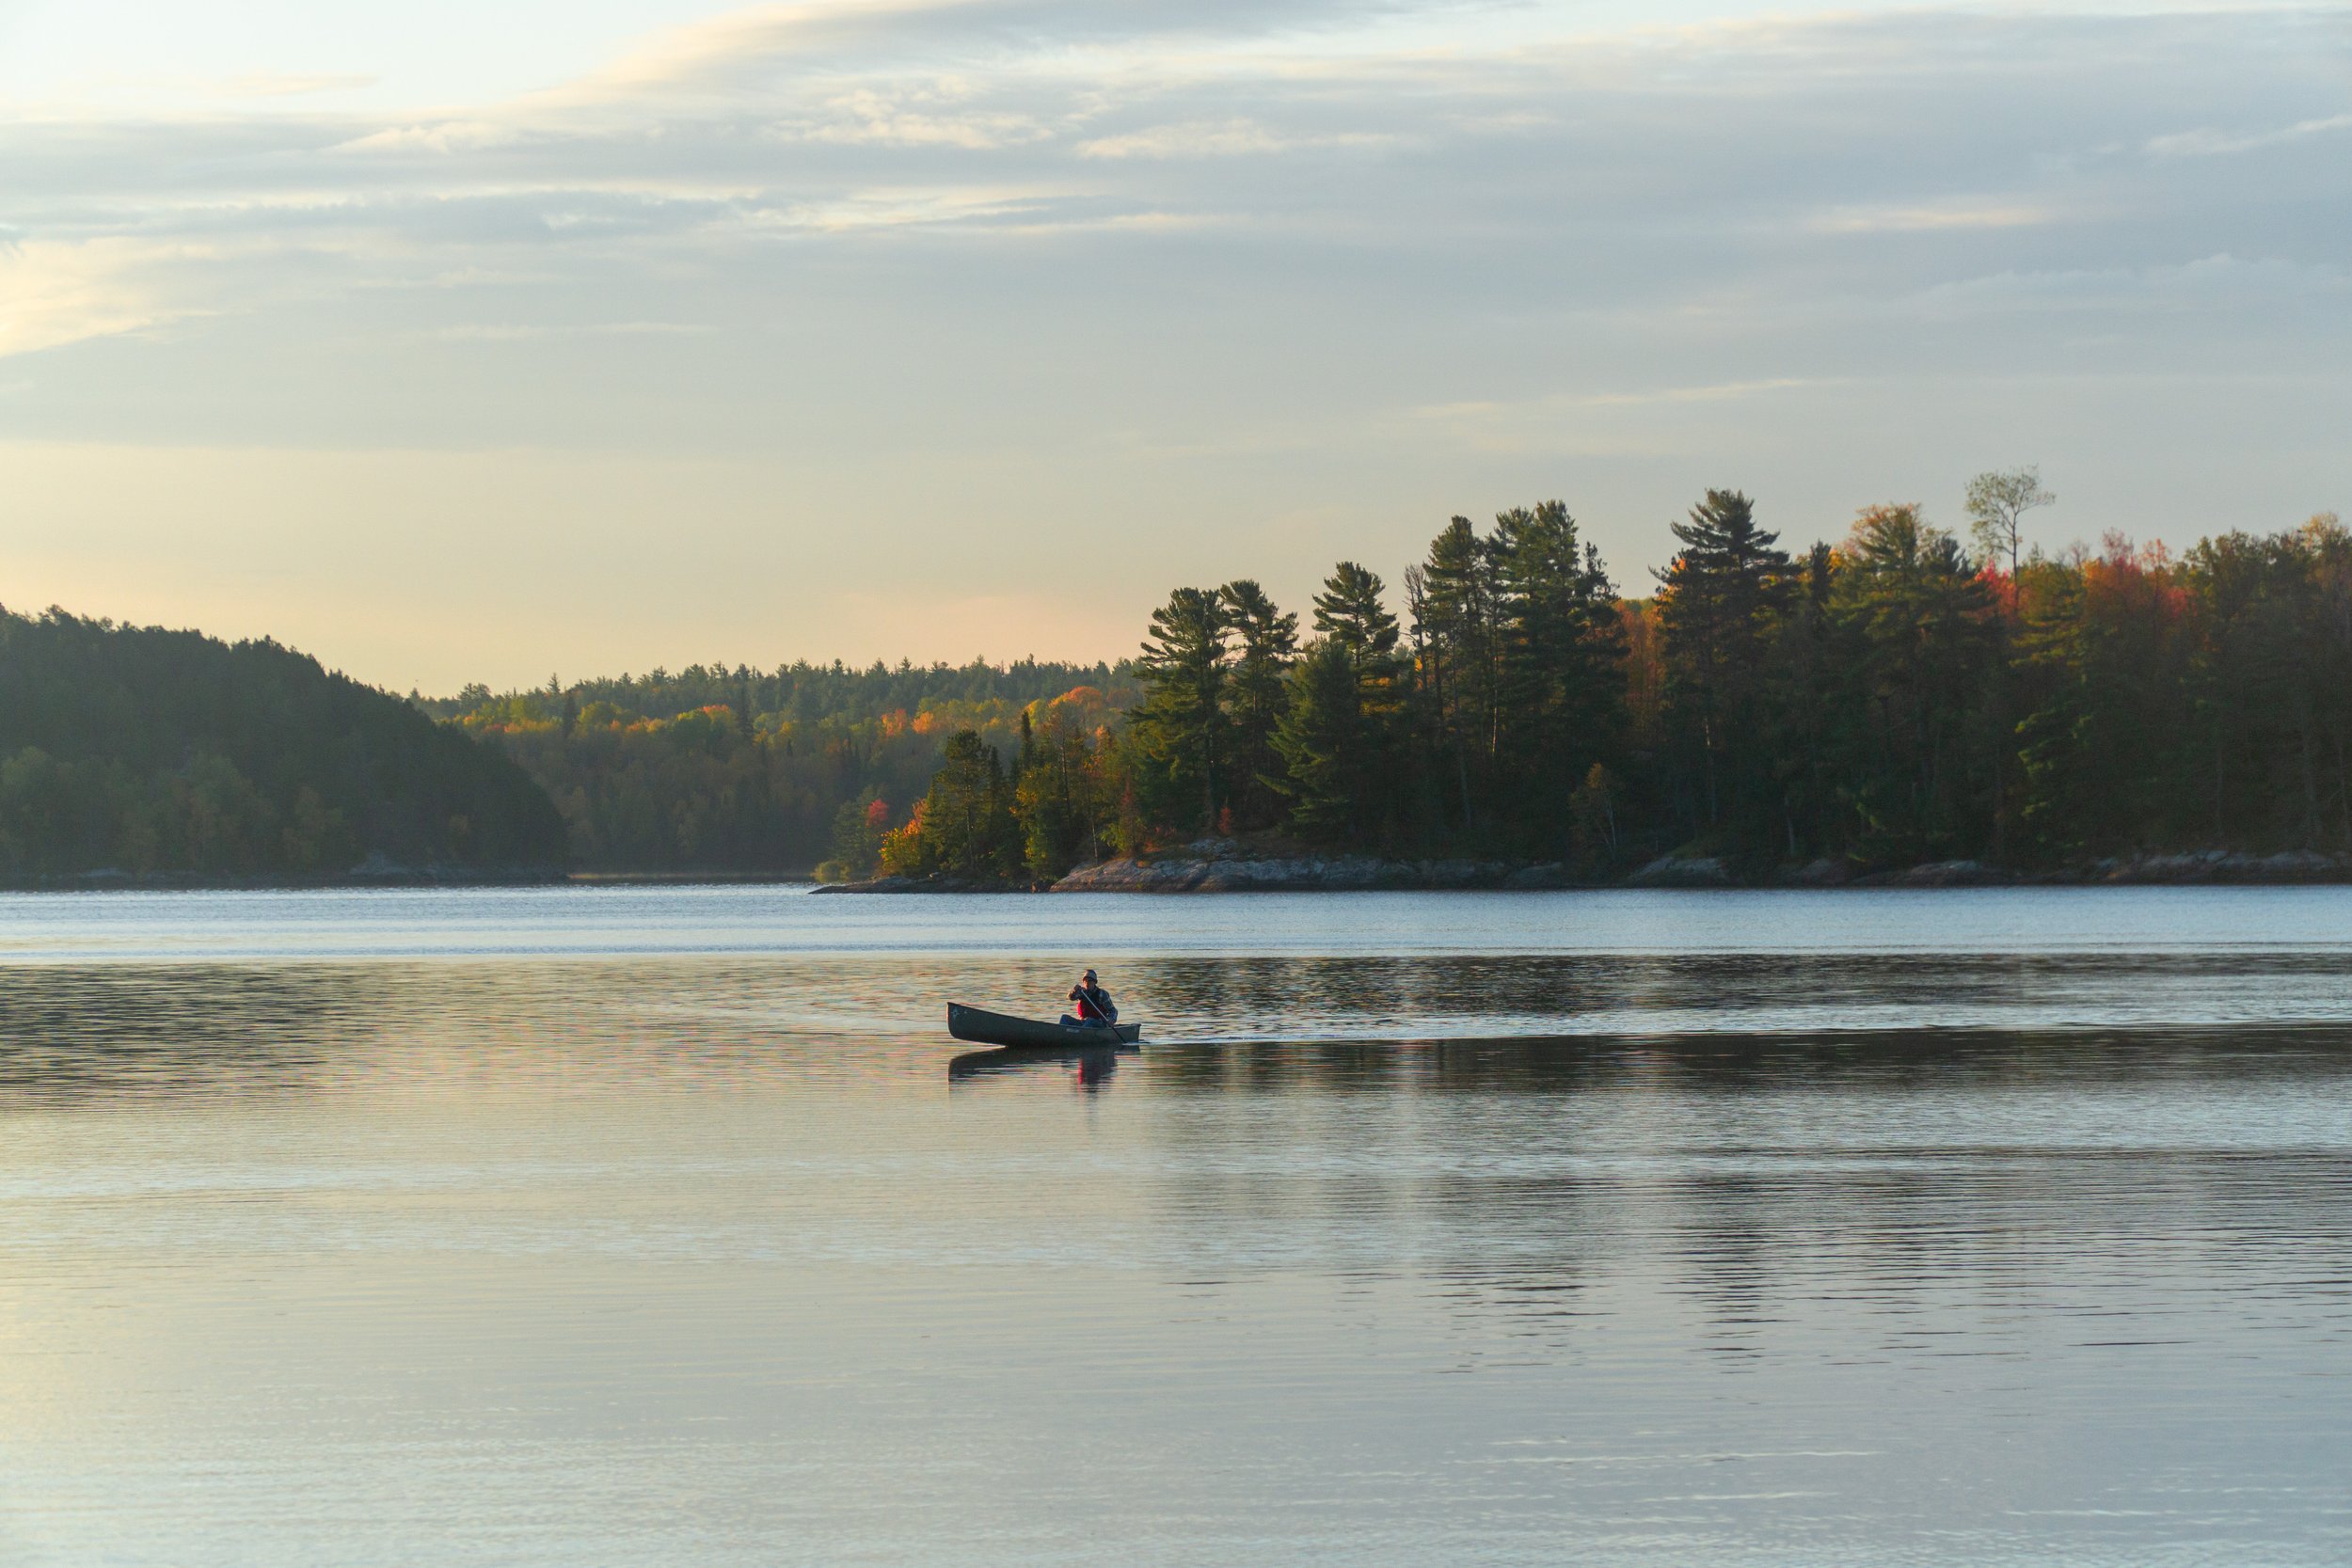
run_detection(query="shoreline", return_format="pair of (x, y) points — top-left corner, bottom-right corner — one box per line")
(818, 846), (2352, 895)
(13, 851), (2349, 895)
(0, 867), (571, 894)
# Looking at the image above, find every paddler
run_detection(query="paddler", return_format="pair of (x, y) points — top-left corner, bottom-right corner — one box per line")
(1064, 968), (1118, 1027)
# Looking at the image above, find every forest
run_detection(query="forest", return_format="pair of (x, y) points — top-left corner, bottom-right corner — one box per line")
(0, 606), (566, 879)
(20, 474), (2341, 888)
(442, 658), (1136, 874)
(870, 474), (2352, 884)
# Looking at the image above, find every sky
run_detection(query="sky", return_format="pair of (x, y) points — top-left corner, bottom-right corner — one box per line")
(1, 0), (2347, 694)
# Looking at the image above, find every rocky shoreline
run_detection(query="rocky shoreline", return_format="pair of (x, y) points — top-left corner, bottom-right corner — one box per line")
(812, 842), (2352, 895)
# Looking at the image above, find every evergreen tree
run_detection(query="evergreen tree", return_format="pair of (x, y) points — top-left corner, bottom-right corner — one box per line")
(2181, 522), (2345, 849)
(1128, 587), (1230, 836)
(1268, 639), (1363, 843)
(823, 788), (890, 879)
(1758, 541), (1841, 860)
(905, 729), (1021, 879)
(1829, 505), (2001, 862)
(1653, 489), (1792, 842)
(1492, 501), (1625, 856)
(1300, 562), (1405, 839)
(1411, 516), (1502, 835)
(1216, 579), (1299, 831)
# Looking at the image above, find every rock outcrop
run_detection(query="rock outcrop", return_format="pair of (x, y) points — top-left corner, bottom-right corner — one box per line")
(1625, 853), (1733, 888)
(1049, 840), (1520, 893)
(2097, 849), (2351, 884)
(811, 873), (1036, 894)
(1879, 859), (2010, 888)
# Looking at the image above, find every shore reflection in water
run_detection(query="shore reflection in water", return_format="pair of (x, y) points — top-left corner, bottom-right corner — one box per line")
(0, 888), (2346, 1566)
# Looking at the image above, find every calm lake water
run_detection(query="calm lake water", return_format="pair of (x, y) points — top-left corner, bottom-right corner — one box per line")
(0, 886), (2346, 1565)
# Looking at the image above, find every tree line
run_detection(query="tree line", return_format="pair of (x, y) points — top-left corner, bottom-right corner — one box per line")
(445, 659), (1138, 874)
(879, 474), (2352, 881)
(0, 606), (565, 879)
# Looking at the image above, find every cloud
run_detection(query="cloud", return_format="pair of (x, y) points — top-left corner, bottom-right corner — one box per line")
(1, 0), (2346, 462)
(556, 0), (1388, 102)
(1076, 118), (1396, 159)
(1904, 254), (2351, 319)
(1809, 200), (2058, 235)
(1419, 379), (1814, 420)
(0, 239), (182, 358)
(1403, 378), (1827, 460)
(2146, 113), (2352, 159)
(739, 183), (1076, 232)
(420, 321), (717, 341)
(334, 121), (528, 155)
(776, 85), (1056, 149)
(556, 0), (990, 100)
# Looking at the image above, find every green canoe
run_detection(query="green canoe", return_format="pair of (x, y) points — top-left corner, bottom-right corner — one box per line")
(946, 1002), (1140, 1050)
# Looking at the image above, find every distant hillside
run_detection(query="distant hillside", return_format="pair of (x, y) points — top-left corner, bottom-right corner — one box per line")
(437, 657), (1139, 873)
(419, 656), (1136, 729)
(0, 607), (568, 881)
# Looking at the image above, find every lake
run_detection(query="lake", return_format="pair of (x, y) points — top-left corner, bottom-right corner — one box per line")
(0, 886), (2346, 1565)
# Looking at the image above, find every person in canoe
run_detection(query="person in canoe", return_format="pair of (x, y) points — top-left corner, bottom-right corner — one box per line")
(1061, 968), (1118, 1029)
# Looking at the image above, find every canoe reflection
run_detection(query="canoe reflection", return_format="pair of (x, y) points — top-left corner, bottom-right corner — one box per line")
(947, 1043), (1133, 1086)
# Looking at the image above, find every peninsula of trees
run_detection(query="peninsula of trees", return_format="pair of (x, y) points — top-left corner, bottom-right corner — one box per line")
(855, 480), (2352, 886)
(0, 606), (565, 881)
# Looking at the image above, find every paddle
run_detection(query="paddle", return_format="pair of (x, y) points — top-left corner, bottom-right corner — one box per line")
(1069, 977), (1113, 1029)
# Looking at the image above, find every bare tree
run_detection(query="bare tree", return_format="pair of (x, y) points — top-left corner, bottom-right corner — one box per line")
(1964, 467), (2056, 575)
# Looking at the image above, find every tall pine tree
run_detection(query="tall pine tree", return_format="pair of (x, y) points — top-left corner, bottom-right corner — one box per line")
(1129, 587), (1230, 836)
(1653, 489), (1791, 843)
(1217, 578), (1299, 831)
(1272, 563), (1405, 844)
(1492, 501), (1625, 856)
(1411, 516), (1502, 835)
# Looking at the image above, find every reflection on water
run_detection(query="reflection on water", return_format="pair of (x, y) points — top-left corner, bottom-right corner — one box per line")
(0, 890), (2347, 1565)
(948, 1044), (1132, 1086)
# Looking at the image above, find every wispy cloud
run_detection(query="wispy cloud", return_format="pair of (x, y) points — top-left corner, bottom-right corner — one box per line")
(2147, 113), (2352, 159)
(420, 321), (717, 341)
(1905, 254), (2352, 319)
(1418, 378), (1815, 422)
(2, 0), (2345, 503)
(0, 239), (183, 358)
(1810, 200), (2058, 235)
(1076, 118), (1398, 160)
(334, 121), (528, 155)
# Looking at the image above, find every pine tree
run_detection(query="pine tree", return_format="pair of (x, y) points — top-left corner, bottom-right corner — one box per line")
(1830, 504), (2001, 863)
(1128, 587), (1230, 837)
(912, 730), (1022, 879)
(1653, 489), (1791, 841)
(1492, 501), (1625, 855)
(1268, 639), (1362, 843)
(1411, 516), (1502, 834)
(1758, 541), (1840, 861)
(1299, 562), (1405, 839)
(1217, 579), (1298, 831)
